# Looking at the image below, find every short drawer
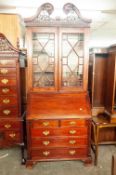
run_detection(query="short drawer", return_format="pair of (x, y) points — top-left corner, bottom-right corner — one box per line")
(61, 119), (88, 127)
(31, 120), (58, 128)
(31, 127), (88, 137)
(31, 147), (88, 160)
(0, 59), (16, 67)
(0, 68), (16, 76)
(0, 96), (18, 106)
(0, 87), (17, 95)
(0, 77), (16, 86)
(0, 120), (21, 130)
(0, 107), (18, 117)
(31, 137), (88, 148)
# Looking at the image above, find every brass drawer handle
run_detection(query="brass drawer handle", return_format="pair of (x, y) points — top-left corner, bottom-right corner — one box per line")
(69, 140), (76, 144)
(3, 109), (11, 115)
(2, 88), (9, 93)
(69, 150), (76, 155)
(43, 121), (49, 126)
(0, 60), (8, 65)
(42, 130), (50, 136)
(1, 79), (9, 84)
(69, 130), (76, 134)
(4, 124), (11, 129)
(0, 69), (8, 74)
(43, 141), (50, 146)
(43, 151), (50, 156)
(69, 121), (76, 125)
(3, 99), (10, 104)
(9, 133), (16, 138)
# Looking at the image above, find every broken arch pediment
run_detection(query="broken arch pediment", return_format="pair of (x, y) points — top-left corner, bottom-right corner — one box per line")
(24, 3), (91, 27)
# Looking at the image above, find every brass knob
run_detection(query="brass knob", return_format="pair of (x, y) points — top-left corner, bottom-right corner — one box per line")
(1, 79), (9, 84)
(69, 150), (76, 155)
(42, 130), (50, 136)
(4, 124), (11, 129)
(9, 133), (16, 138)
(2, 88), (9, 93)
(69, 130), (76, 134)
(69, 140), (76, 144)
(0, 68), (8, 74)
(43, 151), (50, 156)
(69, 121), (76, 125)
(3, 109), (11, 115)
(43, 121), (49, 126)
(3, 99), (10, 104)
(42, 141), (50, 146)
(0, 60), (8, 65)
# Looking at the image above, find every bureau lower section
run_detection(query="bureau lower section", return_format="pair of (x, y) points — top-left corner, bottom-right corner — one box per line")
(26, 118), (92, 167)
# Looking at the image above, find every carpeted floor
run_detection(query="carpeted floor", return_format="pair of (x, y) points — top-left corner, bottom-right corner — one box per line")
(0, 145), (116, 175)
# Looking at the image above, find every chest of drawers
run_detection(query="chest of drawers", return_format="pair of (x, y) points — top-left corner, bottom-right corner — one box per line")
(0, 33), (23, 148)
(26, 93), (92, 167)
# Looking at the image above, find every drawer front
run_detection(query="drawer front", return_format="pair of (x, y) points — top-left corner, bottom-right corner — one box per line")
(31, 127), (88, 137)
(5, 131), (21, 142)
(0, 77), (16, 86)
(0, 60), (16, 67)
(0, 96), (18, 106)
(31, 120), (58, 128)
(0, 130), (21, 147)
(31, 148), (88, 159)
(0, 87), (17, 95)
(31, 137), (88, 148)
(0, 120), (21, 130)
(0, 107), (18, 117)
(61, 119), (87, 127)
(0, 68), (16, 76)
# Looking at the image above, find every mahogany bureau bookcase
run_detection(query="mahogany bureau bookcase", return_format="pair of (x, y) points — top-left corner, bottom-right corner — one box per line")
(0, 33), (25, 163)
(24, 3), (92, 167)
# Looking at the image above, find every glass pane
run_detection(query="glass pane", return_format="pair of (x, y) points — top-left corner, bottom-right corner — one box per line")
(61, 33), (84, 88)
(32, 33), (55, 88)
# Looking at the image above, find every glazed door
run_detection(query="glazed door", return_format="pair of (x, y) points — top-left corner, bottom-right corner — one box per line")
(59, 28), (89, 92)
(26, 27), (89, 92)
(26, 27), (58, 92)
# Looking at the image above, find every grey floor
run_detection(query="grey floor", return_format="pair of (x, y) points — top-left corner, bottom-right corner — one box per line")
(0, 145), (116, 175)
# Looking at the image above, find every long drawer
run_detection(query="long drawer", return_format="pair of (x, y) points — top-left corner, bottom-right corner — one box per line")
(31, 127), (88, 137)
(31, 147), (88, 160)
(31, 137), (88, 148)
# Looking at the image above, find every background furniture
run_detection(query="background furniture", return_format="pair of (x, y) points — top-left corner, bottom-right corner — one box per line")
(105, 46), (116, 123)
(91, 113), (116, 165)
(88, 48), (108, 116)
(0, 14), (25, 48)
(0, 33), (25, 163)
(25, 3), (92, 168)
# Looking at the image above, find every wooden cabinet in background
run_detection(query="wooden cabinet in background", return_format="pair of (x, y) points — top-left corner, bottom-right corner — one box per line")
(0, 14), (25, 48)
(25, 3), (92, 167)
(105, 45), (116, 122)
(88, 48), (108, 116)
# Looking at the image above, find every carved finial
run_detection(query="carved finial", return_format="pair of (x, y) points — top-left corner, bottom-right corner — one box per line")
(41, 3), (54, 15)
